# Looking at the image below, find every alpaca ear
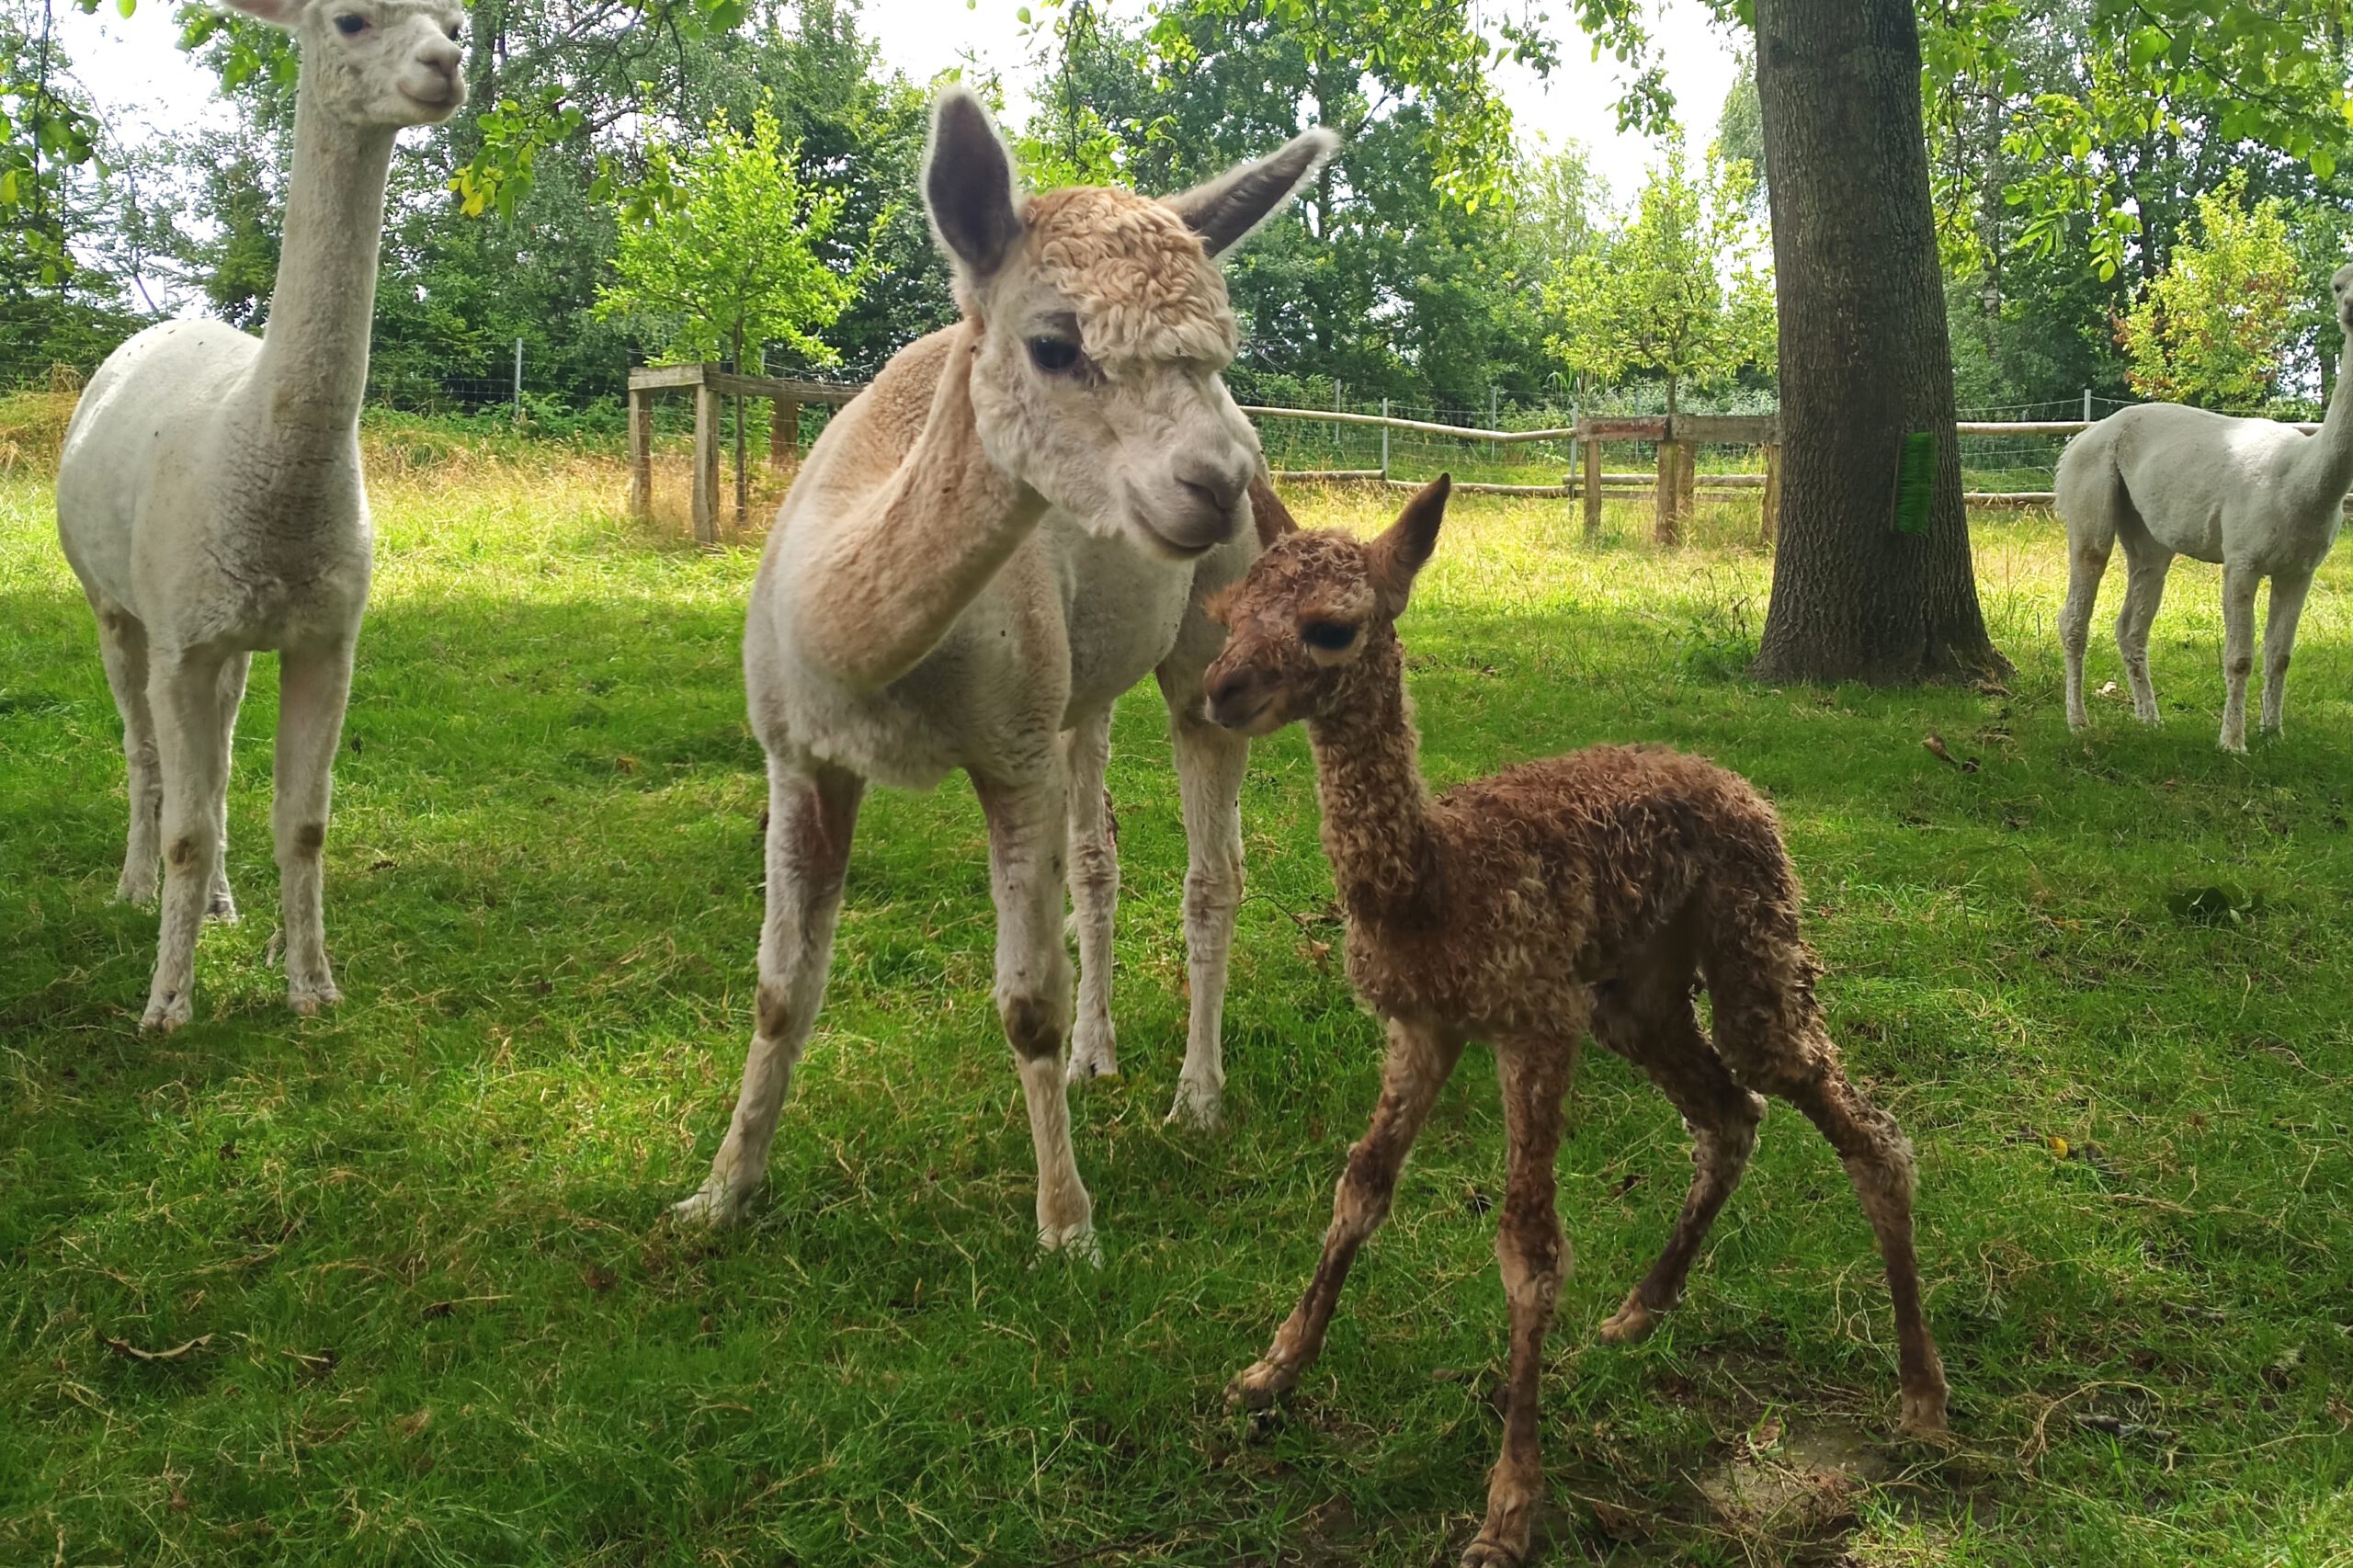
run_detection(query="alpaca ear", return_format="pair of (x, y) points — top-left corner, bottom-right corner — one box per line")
(924, 85), (1024, 282)
(1367, 474), (1450, 616)
(219, 0), (313, 29)
(1161, 127), (1340, 258)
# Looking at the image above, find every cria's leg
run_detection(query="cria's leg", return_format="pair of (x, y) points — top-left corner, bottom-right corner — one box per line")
(675, 761), (863, 1227)
(1463, 1037), (1576, 1568)
(206, 653), (250, 923)
(1710, 950), (1949, 1436)
(2059, 536), (2110, 733)
(2112, 541), (2172, 726)
(1590, 980), (1763, 1345)
(2218, 563), (2261, 753)
(1063, 708), (1120, 1083)
(273, 642), (353, 1015)
(143, 647), (233, 1031)
(1156, 667), (1248, 1131)
(2259, 568), (2311, 739)
(91, 598), (162, 904)
(975, 767), (1095, 1254)
(1230, 1019), (1463, 1408)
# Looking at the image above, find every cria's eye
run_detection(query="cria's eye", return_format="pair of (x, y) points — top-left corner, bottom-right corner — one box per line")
(334, 13), (368, 34)
(1301, 620), (1358, 651)
(445, 20), (461, 39)
(1028, 336), (1079, 373)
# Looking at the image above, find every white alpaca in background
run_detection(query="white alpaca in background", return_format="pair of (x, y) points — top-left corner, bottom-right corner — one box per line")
(2057, 263), (2353, 751)
(55, 0), (465, 1028)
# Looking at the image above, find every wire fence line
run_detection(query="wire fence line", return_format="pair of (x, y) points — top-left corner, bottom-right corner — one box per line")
(2, 347), (2329, 512)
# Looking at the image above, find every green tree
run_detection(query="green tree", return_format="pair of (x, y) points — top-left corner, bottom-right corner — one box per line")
(2114, 174), (2302, 408)
(1546, 133), (1775, 415)
(592, 105), (865, 373)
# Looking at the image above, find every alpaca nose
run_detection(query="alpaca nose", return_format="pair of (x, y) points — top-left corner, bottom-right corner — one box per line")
(412, 39), (463, 98)
(1204, 664), (1265, 728)
(1176, 454), (1250, 516)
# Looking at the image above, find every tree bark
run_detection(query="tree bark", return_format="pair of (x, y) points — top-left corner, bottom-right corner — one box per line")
(1749, 0), (2009, 684)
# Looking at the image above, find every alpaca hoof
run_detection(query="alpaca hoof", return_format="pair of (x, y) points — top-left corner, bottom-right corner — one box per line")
(1165, 1078), (1225, 1133)
(1039, 1218), (1101, 1266)
(141, 989), (192, 1033)
(1597, 1290), (1659, 1345)
(287, 977), (343, 1016)
(1226, 1358), (1291, 1413)
(1066, 1020), (1119, 1083)
(1461, 1538), (1526, 1567)
(113, 880), (156, 907)
(205, 891), (240, 925)
(1899, 1385), (1952, 1440)
(671, 1175), (755, 1229)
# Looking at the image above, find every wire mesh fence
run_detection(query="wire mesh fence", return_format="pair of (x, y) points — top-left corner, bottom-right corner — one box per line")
(5, 340), (2328, 534)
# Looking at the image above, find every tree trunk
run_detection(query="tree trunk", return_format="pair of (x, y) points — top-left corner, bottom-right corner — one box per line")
(1749, 0), (2008, 684)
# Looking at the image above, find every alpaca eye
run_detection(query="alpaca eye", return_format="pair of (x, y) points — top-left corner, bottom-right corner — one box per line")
(1301, 620), (1358, 652)
(445, 20), (461, 39)
(1028, 336), (1079, 373)
(334, 13), (368, 34)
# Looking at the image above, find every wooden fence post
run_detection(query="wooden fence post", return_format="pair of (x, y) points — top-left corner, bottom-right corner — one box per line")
(1677, 441), (1698, 528)
(1581, 436), (1603, 543)
(733, 391), (748, 530)
(1761, 441), (1783, 544)
(692, 370), (722, 546)
(769, 398), (801, 468)
(627, 386), (652, 522)
(1654, 439), (1681, 547)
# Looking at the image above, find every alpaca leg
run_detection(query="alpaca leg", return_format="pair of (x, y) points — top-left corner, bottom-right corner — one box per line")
(2218, 563), (2260, 753)
(2113, 545), (2173, 725)
(675, 761), (863, 1227)
(1063, 709), (1120, 1082)
(2259, 569), (2312, 739)
(1157, 675), (1248, 1131)
(1230, 1019), (1463, 1408)
(91, 599), (162, 904)
(1463, 1038), (1576, 1568)
(206, 653), (250, 923)
(1780, 1066), (1950, 1435)
(272, 642), (353, 1014)
(142, 647), (232, 1031)
(1709, 955), (1949, 1437)
(1591, 983), (1764, 1345)
(2059, 535), (2110, 732)
(974, 767), (1096, 1254)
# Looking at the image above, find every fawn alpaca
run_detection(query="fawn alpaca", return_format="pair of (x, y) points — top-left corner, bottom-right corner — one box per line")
(1206, 479), (1949, 1567)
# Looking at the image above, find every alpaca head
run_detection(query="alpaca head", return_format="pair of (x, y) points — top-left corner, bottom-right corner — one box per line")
(1201, 475), (1452, 736)
(2335, 263), (2353, 335)
(225, 0), (467, 130)
(920, 86), (1336, 562)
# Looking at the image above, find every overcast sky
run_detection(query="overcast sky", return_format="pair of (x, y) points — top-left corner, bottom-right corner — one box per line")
(55, 0), (1744, 208)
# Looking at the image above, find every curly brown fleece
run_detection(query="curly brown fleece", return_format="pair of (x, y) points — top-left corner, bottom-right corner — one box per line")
(1205, 477), (1951, 1568)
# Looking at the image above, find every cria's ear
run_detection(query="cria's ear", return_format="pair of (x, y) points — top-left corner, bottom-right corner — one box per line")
(219, 0), (312, 28)
(1366, 474), (1450, 617)
(924, 85), (1024, 281)
(1161, 127), (1340, 259)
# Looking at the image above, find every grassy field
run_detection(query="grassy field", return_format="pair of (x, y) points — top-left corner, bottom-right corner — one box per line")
(4, 409), (2350, 1566)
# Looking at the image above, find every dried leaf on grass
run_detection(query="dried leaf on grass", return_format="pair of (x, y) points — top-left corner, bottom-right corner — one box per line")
(101, 1332), (212, 1363)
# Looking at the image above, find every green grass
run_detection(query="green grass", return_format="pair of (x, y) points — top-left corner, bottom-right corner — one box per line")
(4, 441), (2350, 1567)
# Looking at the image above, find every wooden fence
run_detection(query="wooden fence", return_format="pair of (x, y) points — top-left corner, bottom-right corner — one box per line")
(625, 373), (2334, 544)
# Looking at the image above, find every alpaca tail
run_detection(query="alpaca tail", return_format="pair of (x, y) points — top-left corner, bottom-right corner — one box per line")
(2054, 417), (2132, 552)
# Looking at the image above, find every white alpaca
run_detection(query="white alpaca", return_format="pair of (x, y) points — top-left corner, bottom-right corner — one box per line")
(2057, 263), (2353, 751)
(55, 0), (465, 1029)
(673, 89), (1335, 1251)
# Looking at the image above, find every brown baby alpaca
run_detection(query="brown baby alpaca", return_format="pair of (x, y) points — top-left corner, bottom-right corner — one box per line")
(1204, 476), (1949, 1568)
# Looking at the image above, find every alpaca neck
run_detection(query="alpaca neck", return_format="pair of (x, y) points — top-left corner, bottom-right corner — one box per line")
(2291, 333), (2353, 512)
(1305, 634), (1446, 929)
(247, 80), (396, 437)
(793, 320), (1050, 690)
